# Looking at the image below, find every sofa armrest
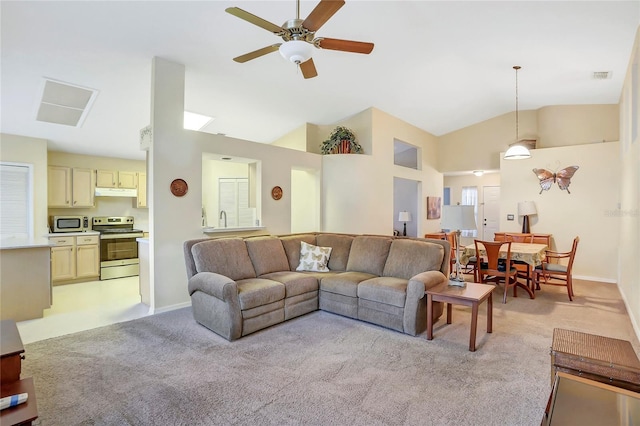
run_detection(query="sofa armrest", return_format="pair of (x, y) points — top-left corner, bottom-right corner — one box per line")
(403, 271), (447, 336)
(408, 270), (448, 296)
(188, 272), (238, 301)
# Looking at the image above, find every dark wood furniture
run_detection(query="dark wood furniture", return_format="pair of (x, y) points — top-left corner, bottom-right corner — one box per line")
(550, 328), (640, 391)
(494, 232), (552, 246)
(542, 372), (640, 425)
(0, 320), (38, 426)
(474, 240), (535, 303)
(426, 282), (493, 352)
(533, 237), (580, 301)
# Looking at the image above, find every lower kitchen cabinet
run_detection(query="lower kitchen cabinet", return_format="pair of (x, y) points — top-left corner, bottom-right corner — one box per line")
(49, 234), (100, 283)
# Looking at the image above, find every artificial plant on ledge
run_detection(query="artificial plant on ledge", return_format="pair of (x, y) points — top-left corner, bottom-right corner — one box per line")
(320, 126), (364, 154)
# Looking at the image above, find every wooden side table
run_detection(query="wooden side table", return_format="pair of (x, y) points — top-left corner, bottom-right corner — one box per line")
(426, 282), (494, 352)
(1, 320), (38, 426)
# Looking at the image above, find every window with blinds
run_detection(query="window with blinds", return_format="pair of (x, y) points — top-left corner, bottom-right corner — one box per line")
(0, 162), (33, 239)
(218, 178), (255, 227)
(461, 186), (478, 237)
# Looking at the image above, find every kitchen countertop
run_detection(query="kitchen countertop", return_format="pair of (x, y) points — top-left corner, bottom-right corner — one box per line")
(0, 237), (54, 250)
(46, 231), (100, 237)
(202, 226), (266, 234)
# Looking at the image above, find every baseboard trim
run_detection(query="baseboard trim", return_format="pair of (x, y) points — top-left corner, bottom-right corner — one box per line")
(617, 285), (640, 345)
(573, 274), (616, 284)
(152, 301), (192, 315)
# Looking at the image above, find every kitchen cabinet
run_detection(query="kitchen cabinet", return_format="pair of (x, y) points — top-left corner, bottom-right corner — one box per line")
(48, 166), (95, 208)
(49, 234), (99, 283)
(96, 169), (137, 189)
(136, 172), (147, 208)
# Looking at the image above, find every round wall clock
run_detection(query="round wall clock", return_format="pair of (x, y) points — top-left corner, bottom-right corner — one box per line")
(170, 178), (188, 197)
(271, 186), (283, 200)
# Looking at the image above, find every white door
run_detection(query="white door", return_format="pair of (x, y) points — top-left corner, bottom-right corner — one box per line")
(482, 186), (500, 241)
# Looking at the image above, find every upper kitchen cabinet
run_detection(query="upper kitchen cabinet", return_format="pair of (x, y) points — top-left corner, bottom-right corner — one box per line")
(136, 172), (147, 208)
(48, 166), (95, 208)
(96, 170), (137, 189)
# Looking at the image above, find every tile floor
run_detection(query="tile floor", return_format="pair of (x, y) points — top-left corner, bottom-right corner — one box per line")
(17, 276), (151, 344)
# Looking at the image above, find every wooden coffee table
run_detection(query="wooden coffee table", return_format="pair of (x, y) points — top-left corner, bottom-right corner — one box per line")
(426, 282), (494, 352)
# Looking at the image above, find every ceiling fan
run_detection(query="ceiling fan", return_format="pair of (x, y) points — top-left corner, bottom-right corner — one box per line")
(225, 0), (374, 79)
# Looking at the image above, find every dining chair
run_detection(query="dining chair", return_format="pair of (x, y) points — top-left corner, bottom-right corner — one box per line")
(532, 236), (580, 301)
(474, 240), (519, 304)
(505, 233), (534, 288)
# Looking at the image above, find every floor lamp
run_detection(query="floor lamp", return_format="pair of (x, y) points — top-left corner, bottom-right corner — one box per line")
(441, 205), (477, 287)
(518, 201), (537, 233)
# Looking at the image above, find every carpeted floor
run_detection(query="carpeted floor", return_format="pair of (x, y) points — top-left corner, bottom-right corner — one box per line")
(23, 279), (639, 425)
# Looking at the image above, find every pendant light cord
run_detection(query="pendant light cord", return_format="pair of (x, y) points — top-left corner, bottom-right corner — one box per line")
(514, 65), (521, 142)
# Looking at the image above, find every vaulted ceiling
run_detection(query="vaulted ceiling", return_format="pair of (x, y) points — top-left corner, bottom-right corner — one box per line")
(2, 1), (638, 160)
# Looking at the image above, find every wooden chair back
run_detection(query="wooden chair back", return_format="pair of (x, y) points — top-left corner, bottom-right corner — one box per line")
(534, 236), (580, 301)
(475, 240), (513, 276)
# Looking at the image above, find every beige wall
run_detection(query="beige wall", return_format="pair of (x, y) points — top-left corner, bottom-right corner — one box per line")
(500, 142), (620, 282)
(321, 107), (442, 236)
(149, 58), (322, 312)
(438, 110), (538, 173)
(438, 104), (619, 174)
(617, 27), (640, 338)
(537, 105), (619, 148)
(0, 134), (49, 238)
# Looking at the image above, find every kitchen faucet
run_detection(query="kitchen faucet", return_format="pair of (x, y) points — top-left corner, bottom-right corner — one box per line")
(219, 210), (227, 228)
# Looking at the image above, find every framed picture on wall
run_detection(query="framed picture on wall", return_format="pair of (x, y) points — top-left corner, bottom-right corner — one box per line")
(427, 196), (441, 219)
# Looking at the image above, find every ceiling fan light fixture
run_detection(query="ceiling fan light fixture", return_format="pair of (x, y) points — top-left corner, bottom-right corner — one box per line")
(279, 40), (313, 64)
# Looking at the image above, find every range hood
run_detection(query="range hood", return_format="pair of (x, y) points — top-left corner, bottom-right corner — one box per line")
(95, 187), (137, 197)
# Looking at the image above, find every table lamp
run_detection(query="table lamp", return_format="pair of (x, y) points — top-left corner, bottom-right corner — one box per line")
(398, 211), (411, 236)
(441, 205), (477, 286)
(517, 201), (537, 233)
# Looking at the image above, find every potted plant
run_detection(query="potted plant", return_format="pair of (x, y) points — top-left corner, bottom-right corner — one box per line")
(320, 126), (363, 154)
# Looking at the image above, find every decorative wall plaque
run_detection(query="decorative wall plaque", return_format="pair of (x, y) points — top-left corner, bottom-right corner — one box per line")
(170, 178), (188, 197)
(271, 186), (283, 200)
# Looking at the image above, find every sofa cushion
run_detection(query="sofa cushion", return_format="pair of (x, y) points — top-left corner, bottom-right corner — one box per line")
(357, 276), (408, 308)
(236, 278), (285, 311)
(346, 236), (393, 276)
(260, 271), (319, 298)
(296, 241), (332, 272)
(192, 238), (256, 281)
(383, 239), (445, 280)
(316, 234), (354, 271)
(280, 234), (317, 271)
(320, 271), (377, 297)
(245, 236), (290, 276)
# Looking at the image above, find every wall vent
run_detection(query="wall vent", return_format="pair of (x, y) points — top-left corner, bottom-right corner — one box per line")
(35, 78), (99, 127)
(592, 71), (612, 80)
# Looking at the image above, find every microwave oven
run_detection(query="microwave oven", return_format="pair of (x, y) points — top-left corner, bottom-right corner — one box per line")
(50, 215), (89, 233)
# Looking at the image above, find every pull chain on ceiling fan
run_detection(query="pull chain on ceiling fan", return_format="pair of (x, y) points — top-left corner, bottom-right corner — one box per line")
(225, 0), (374, 79)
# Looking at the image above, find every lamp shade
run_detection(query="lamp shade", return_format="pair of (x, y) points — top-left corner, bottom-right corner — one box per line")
(518, 201), (537, 216)
(398, 211), (411, 222)
(504, 144), (531, 160)
(441, 205), (476, 231)
(279, 40), (313, 64)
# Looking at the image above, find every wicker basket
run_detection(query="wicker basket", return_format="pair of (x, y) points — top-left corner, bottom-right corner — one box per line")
(551, 328), (640, 392)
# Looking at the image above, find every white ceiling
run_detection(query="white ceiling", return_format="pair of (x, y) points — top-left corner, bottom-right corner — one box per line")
(2, 1), (638, 161)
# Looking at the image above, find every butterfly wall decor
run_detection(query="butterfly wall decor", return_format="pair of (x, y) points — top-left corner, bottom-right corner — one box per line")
(532, 166), (579, 194)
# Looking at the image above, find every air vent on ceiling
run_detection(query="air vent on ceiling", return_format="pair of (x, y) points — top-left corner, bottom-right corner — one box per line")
(592, 71), (612, 80)
(35, 78), (99, 127)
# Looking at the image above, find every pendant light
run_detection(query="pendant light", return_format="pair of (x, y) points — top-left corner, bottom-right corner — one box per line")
(504, 65), (531, 160)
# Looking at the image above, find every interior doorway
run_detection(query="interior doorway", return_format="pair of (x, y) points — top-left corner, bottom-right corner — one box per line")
(393, 177), (419, 237)
(482, 186), (500, 240)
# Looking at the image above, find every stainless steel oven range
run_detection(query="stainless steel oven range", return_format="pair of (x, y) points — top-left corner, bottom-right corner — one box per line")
(92, 216), (144, 280)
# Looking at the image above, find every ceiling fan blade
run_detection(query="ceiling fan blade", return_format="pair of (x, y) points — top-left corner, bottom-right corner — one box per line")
(225, 7), (283, 34)
(233, 44), (281, 63)
(317, 38), (374, 54)
(302, 0), (345, 32)
(300, 58), (318, 79)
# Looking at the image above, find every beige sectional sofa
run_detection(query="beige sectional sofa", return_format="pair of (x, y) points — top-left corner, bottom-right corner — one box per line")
(184, 233), (450, 341)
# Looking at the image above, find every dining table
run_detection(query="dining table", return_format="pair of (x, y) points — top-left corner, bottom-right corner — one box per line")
(460, 242), (548, 291)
